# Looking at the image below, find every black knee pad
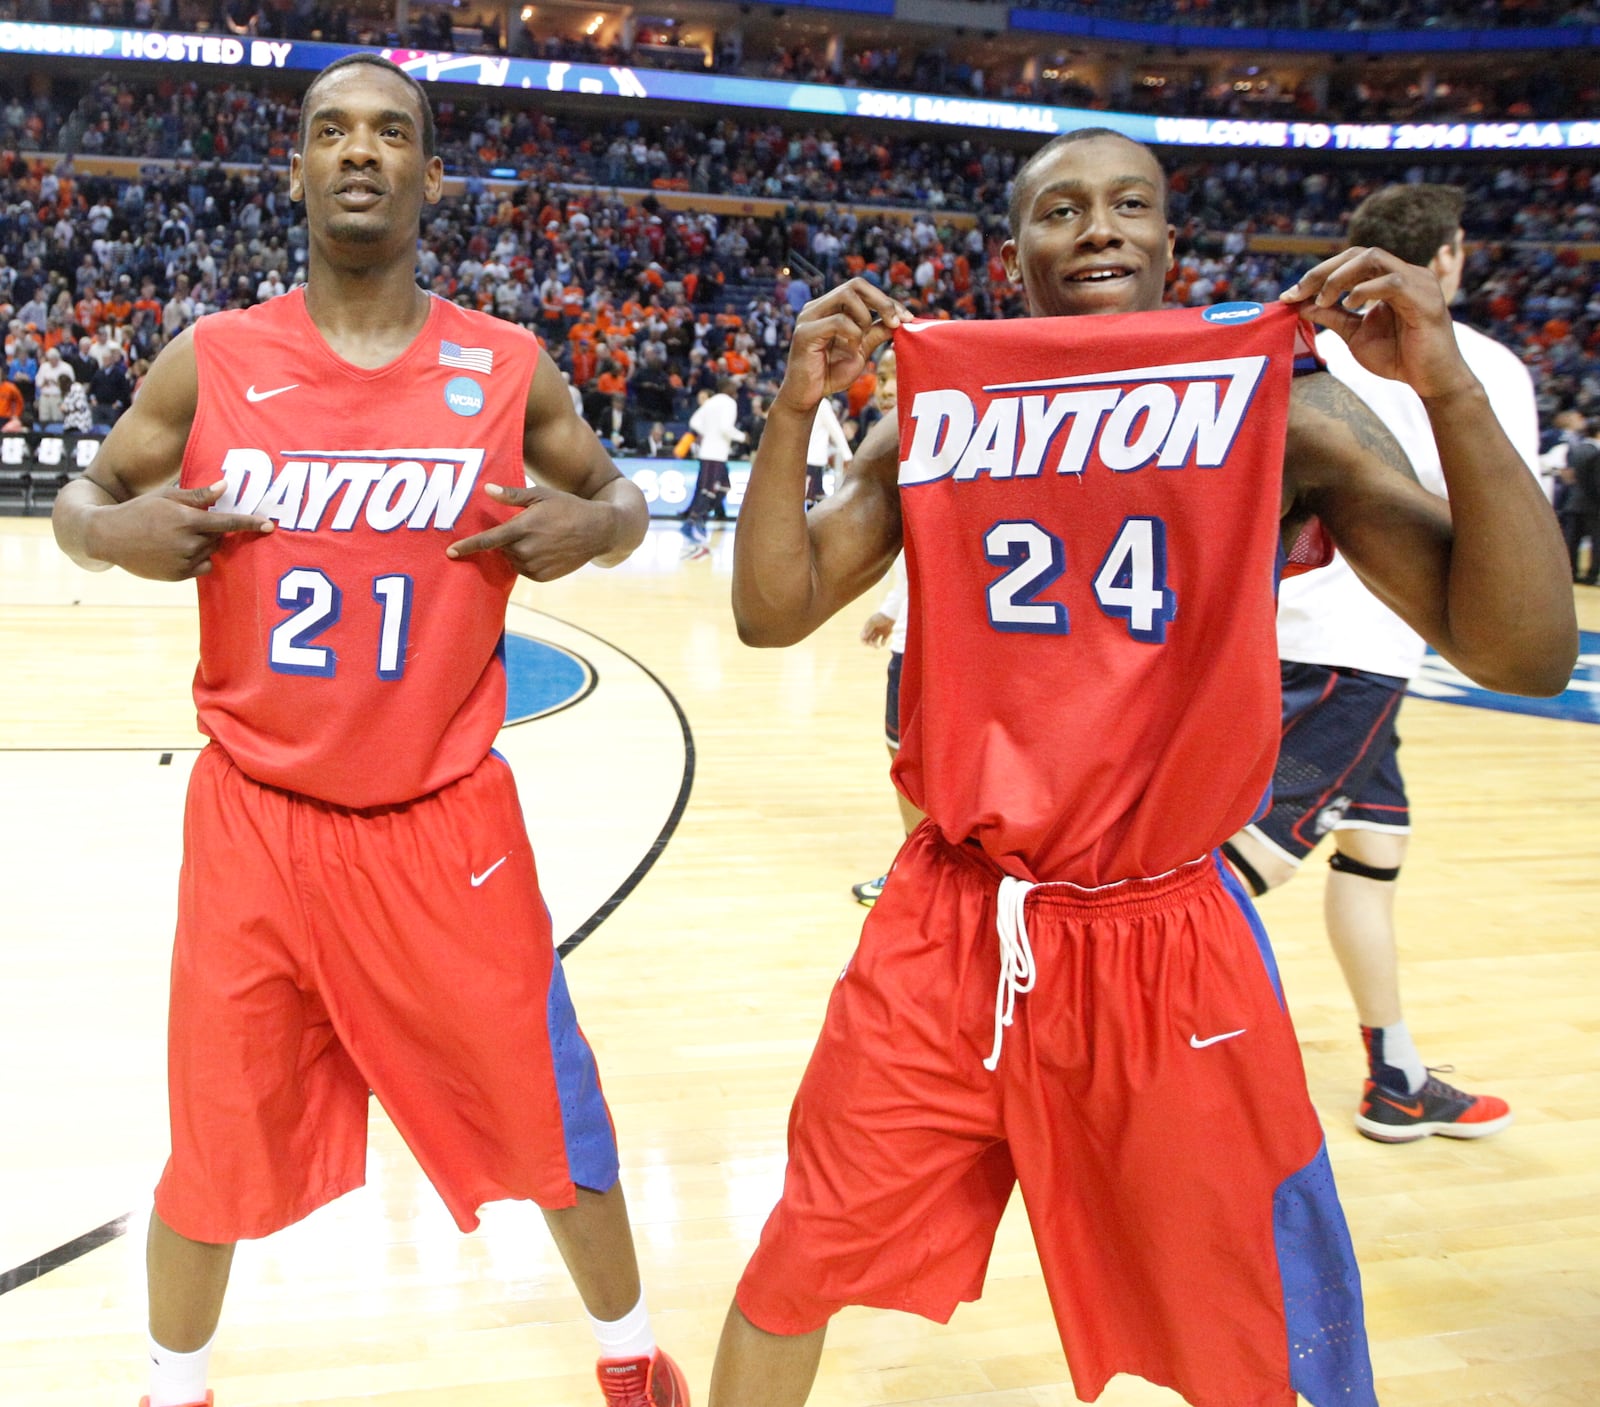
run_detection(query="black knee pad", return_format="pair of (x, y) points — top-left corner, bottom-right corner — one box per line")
(1329, 850), (1400, 882)
(1220, 840), (1269, 897)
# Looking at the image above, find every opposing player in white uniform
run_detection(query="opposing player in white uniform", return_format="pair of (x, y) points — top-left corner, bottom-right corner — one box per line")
(1223, 184), (1544, 1143)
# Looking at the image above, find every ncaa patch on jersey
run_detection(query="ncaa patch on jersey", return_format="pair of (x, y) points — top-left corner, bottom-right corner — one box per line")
(444, 376), (485, 417)
(1203, 301), (1264, 325)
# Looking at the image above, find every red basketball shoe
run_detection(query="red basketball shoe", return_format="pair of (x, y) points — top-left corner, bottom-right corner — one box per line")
(597, 1348), (689, 1407)
(1356, 1070), (1512, 1143)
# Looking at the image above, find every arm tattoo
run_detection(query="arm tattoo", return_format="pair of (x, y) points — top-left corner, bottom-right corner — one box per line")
(1295, 370), (1419, 483)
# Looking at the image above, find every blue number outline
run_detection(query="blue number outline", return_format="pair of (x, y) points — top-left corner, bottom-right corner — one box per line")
(1092, 514), (1177, 643)
(270, 566), (343, 678)
(983, 518), (1070, 635)
(371, 573), (415, 681)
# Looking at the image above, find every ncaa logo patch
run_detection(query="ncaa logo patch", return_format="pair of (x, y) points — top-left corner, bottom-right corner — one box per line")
(1203, 301), (1264, 325)
(444, 375), (485, 417)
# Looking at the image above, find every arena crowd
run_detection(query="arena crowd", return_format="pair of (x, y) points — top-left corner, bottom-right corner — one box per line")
(2, 84), (1597, 446)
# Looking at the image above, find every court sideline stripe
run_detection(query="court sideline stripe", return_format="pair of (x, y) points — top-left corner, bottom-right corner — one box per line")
(0, 1215), (129, 1296)
(0, 609), (692, 1293)
(523, 608), (696, 957)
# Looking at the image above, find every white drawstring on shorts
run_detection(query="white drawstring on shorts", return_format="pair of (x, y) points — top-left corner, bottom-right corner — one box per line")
(984, 875), (1037, 1071)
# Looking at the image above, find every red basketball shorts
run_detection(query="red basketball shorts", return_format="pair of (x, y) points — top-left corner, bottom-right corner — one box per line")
(737, 824), (1375, 1407)
(155, 744), (619, 1243)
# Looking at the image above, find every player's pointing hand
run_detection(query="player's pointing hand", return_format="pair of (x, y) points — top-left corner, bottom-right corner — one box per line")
(84, 479), (274, 580)
(447, 482), (622, 582)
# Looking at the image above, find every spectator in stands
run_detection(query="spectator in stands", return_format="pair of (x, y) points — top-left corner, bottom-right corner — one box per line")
(88, 345), (131, 427)
(783, 273), (812, 315)
(1560, 423), (1600, 584)
(597, 392), (639, 453)
(16, 288), (48, 330)
(63, 336), (97, 387)
(162, 274), (195, 336)
(34, 345), (74, 424)
(87, 325), (121, 370)
(6, 332), (38, 406)
(0, 372), (23, 428)
(60, 380), (92, 434)
(641, 421), (671, 457)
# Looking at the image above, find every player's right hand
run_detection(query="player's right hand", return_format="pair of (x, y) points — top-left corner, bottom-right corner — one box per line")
(85, 481), (274, 580)
(774, 280), (913, 418)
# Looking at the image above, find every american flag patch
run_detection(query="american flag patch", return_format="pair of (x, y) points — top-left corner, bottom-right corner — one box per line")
(439, 340), (494, 373)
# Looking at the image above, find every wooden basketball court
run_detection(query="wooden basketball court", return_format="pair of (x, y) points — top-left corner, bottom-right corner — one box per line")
(2, 513), (1596, 1407)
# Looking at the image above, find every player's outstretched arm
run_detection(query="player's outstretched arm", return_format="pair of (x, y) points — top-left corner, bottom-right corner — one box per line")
(1281, 249), (1577, 697)
(732, 279), (910, 647)
(448, 352), (647, 579)
(51, 327), (275, 579)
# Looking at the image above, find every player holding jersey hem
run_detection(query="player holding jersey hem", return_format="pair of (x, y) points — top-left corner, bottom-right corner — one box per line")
(53, 55), (685, 1407)
(711, 129), (1574, 1407)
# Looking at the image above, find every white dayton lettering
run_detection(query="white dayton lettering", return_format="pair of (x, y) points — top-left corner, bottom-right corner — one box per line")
(212, 447), (486, 531)
(898, 356), (1267, 486)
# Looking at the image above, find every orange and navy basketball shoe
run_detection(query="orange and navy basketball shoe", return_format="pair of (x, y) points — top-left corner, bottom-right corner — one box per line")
(597, 1348), (689, 1407)
(852, 874), (887, 907)
(1356, 1069), (1512, 1143)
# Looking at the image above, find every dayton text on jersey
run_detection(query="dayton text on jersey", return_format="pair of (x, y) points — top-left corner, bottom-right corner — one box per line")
(210, 446), (488, 532)
(899, 356), (1266, 486)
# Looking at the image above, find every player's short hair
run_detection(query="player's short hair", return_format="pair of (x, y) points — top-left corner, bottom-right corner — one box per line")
(1007, 128), (1167, 239)
(297, 54), (437, 160)
(1347, 184), (1465, 268)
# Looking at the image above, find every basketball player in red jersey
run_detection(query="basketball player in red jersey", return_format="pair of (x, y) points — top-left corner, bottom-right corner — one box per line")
(51, 55), (687, 1407)
(710, 130), (1575, 1407)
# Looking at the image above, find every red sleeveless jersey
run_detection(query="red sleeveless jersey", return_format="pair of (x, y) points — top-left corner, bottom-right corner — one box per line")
(180, 290), (538, 808)
(891, 301), (1307, 885)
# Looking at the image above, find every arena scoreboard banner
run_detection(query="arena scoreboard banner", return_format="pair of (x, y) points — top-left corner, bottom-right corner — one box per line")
(617, 457), (749, 519)
(5, 20), (1600, 153)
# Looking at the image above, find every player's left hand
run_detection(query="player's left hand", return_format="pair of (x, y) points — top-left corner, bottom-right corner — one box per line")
(1280, 247), (1478, 400)
(446, 483), (619, 581)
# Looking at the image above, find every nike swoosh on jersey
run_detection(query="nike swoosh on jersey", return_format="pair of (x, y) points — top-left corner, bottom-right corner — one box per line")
(1189, 1028), (1246, 1048)
(470, 856), (508, 887)
(245, 383), (299, 402)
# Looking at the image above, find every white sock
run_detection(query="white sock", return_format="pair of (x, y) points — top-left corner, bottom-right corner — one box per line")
(148, 1331), (213, 1407)
(588, 1292), (656, 1362)
(1375, 1020), (1427, 1094)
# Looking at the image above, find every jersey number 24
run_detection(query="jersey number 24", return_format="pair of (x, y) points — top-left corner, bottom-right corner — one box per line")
(984, 516), (1176, 643)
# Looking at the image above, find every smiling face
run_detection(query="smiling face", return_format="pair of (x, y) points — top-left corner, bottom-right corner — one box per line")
(288, 62), (442, 254)
(1001, 135), (1175, 319)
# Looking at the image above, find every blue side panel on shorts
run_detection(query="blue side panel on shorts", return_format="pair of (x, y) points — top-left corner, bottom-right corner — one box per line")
(545, 957), (621, 1192)
(1273, 1143), (1378, 1407)
(1212, 851), (1285, 1007)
